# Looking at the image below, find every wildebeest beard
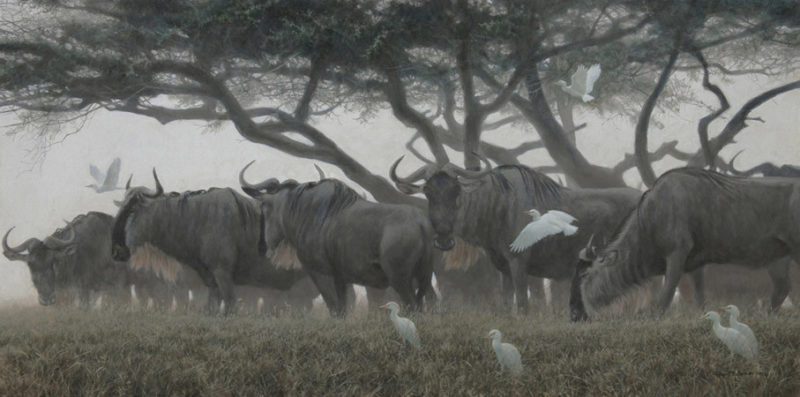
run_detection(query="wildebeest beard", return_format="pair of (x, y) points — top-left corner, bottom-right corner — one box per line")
(111, 199), (137, 262)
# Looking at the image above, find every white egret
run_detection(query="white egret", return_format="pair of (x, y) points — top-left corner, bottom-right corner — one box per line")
(486, 329), (523, 375)
(87, 157), (124, 193)
(379, 301), (421, 349)
(721, 305), (758, 359)
(556, 64), (601, 102)
(701, 311), (758, 361)
(509, 209), (579, 253)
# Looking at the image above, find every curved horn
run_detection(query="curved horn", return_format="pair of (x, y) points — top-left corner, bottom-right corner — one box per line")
(447, 152), (493, 180)
(43, 226), (76, 249)
(314, 164), (326, 180)
(727, 150), (750, 176)
(389, 156), (427, 194)
(239, 161), (280, 194)
(125, 174), (132, 190)
(3, 227), (39, 259)
(142, 168), (164, 198)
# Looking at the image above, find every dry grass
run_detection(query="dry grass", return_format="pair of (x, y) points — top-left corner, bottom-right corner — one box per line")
(0, 305), (798, 396)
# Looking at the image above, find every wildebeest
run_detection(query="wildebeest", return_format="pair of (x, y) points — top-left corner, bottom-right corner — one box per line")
(390, 155), (640, 314)
(580, 168), (800, 315)
(2, 212), (130, 307)
(239, 162), (436, 317)
(111, 170), (312, 314)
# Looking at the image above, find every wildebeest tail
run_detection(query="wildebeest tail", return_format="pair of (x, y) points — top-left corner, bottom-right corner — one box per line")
(258, 204), (267, 256)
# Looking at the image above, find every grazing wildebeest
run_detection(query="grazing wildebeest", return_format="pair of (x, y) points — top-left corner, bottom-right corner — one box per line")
(390, 155), (640, 314)
(1, 212), (132, 307)
(111, 170), (311, 314)
(728, 151), (800, 177)
(580, 168), (800, 316)
(239, 162), (436, 317)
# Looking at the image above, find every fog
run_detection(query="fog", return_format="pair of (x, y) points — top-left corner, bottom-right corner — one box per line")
(1, 72), (798, 304)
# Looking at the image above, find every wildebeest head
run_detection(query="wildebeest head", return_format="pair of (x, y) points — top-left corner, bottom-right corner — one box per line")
(111, 169), (164, 261)
(239, 161), (300, 256)
(3, 226), (76, 305)
(390, 153), (492, 251)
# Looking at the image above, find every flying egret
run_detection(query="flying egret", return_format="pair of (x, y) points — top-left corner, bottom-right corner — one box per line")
(509, 209), (579, 253)
(701, 311), (758, 361)
(556, 64), (601, 102)
(87, 157), (124, 193)
(721, 305), (758, 359)
(485, 329), (523, 375)
(379, 301), (421, 349)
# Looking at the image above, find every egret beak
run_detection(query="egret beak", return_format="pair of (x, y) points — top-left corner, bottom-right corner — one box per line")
(522, 209), (534, 214)
(700, 313), (709, 320)
(484, 333), (492, 339)
(378, 304), (388, 310)
(719, 305), (731, 311)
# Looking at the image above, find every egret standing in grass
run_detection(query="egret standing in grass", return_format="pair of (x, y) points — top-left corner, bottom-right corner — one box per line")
(701, 311), (758, 361)
(555, 64), (601, 102)
(380, 301), (420, 349)
(721, 304), (758, 359)
(485, 329), (523, 375)
(87, 157), (124, 193)
(509, 209), (579, 253)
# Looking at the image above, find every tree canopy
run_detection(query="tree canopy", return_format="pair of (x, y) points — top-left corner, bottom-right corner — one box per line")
(1, 0), (799, 203)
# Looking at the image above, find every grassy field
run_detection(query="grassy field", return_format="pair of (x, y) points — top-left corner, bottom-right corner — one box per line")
(0, 304), (798, 396)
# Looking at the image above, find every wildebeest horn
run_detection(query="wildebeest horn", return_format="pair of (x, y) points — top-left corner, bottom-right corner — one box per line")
(446, 152), (493, 180)
(239, 161), (281, 194)
(125, 174), (133, 190)
(389, 156), (428, 194)
(3, 227), (39, 260)
(727, 150), (747, 176)
(43, 226), (76, 249)
(578, 234), (596, 262)
(314, 164), (326, 180)
(143, 168), (164, 198)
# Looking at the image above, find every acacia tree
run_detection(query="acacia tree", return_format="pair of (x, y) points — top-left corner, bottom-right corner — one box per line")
(1, 0), (799, 200)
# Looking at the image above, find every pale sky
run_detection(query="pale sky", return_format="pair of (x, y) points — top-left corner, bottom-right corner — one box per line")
(1, 72), (798, 303)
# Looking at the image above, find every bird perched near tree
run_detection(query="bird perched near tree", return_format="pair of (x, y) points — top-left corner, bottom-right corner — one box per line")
(485, 329), (523, 375)
(379, 301), (420, 349)
(701, 311), (758, 361)
(556, 64), (601, 102)
(721, 305), (758, 359)
(87, 157), (124, 193)
(509, 209), (579, 253)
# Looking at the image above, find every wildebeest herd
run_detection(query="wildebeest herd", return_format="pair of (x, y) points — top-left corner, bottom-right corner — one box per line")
(3, 154), (799, 325)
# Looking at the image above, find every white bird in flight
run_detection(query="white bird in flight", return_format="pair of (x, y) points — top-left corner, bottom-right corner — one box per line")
(509, 209), (579, 253)
(87, 157), (124, 193)
(721, 305), (758, 359)
(486, 329), (523, 375)
(701, 311), (758, 361)
(556, 64), (601, 102)
(380, 301), (420, 349)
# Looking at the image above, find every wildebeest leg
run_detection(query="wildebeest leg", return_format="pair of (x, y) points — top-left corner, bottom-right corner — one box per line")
(688, 268), (705, 310)
(212, 268), (235, 315)
(486, 249), (514, 312)
(511, 258), (530, 314)
(656, 250), (690, 314)
(333, 276), (349, 316)
(307, 270), (342, 317)
(767, 258), (791, 312)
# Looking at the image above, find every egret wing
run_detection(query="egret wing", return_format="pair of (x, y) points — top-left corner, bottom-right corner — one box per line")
(569, 65), (588, 96)
(509, 220), (565, 252)
(103, 157), (122, 188)
(584, 64), (602, 94)
(89, 164), (104, 183)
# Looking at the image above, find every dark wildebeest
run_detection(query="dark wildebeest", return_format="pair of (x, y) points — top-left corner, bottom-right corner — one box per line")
(580, 168), (800, 316)
(390, 155), (640, 315)
(239, 162), (436, 317)
(728, 151), (800, 177)
(111, 170), (312, 314)
(1, 212), (133, 307)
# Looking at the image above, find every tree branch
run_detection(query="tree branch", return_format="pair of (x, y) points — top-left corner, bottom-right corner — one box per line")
(690, 47), (730, 169)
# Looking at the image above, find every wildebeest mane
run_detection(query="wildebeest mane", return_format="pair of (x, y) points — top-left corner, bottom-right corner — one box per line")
(497, 165), (564, 208)
(162, 188), (259, 229)
(285, 179), (362, 242)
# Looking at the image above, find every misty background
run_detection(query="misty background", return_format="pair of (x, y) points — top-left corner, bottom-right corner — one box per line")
(1, 72), (798, 304)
